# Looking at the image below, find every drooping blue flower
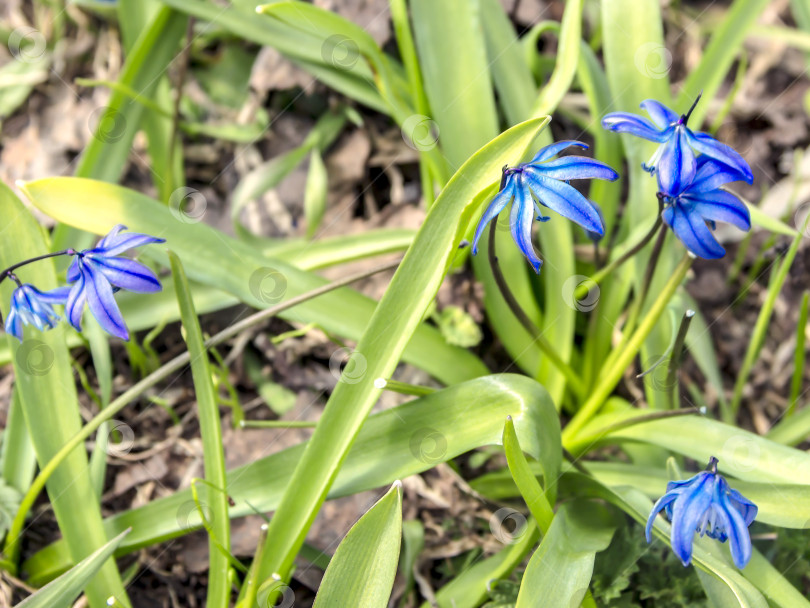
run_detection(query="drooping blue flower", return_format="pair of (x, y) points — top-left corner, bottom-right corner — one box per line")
(661, 157), (751, 259)
(646, 457), (757, 569)
(471, 141), (619, 272)
(66, 225), (165, 340)
(602, 97), (753, 195)
(4, 283), (71, 341)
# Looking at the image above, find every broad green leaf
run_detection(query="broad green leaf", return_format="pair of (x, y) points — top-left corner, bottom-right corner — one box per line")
(0, 55), (49, 123)
(251, 118), (549, 589)
(310, 483), (402, 608)
(16, 529), (131, 608)
(26, 374), (554, 582)
(411, 0), (499, 170)
(515, 501), (615, 608)
(0, 478), (21, 540)
(20, 178), (484, 386)
(479, 0), (536, 125)
(170, 253), (230, 608)
(595, 414), (810, 485)
(399, 520), (424, 606)
(0, 184), (130, 607)
(744, 549), (810, 608)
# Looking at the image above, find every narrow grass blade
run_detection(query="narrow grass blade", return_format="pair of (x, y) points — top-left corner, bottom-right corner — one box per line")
(169, 252), (231, 608)
(310, 482), (402, 608)
(1, 389), (36, 495)
(304, 150), (328, 239)
(502, 417), (555, 532)
(16, 529), (131, 608)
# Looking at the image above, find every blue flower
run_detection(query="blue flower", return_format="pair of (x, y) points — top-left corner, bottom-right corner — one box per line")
(646, 457), (757, 569)
(602, 98), (753, 195)
(661, 157), (751, 259)
(66, 225), (165, 340)
(4, 283), (71, 342)
(471, 141), (619, 272)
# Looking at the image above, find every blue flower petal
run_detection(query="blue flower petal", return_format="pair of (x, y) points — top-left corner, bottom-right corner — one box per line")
(92, 231), (165, 257)
(34, 286), (72, 304)
(88, 256), (162, 293)
(96, 224), (127, 249)
(646, 492), (679, 543)
(715, 478), (753, 568)
(670, 473), (715, 566)
(66, 271), (87, 332)
(471, 179), (516, 255)
(67, 257), (81, 282)
(640, 99), (679, 129)
(727, 489), (758, 527)
(510, 177), (543, 273)
(687, 158), (746, 194)
(523, 168), (604, 235)
(686, 130), (754, 184)
(83, 262), (129, 340)
(663, 203), (726, 259)
(657, 128), (696, 196)
(5, 306), (22, 342)
(530, 140), (588, 164)
(530, 156), (619, 182)
(684, 190), (750, 232)
(602, 112), (670, 142)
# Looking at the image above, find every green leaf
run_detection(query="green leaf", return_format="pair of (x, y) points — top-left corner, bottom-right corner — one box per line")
(747, 199), (799, 236)
(304, 150), (328, 239)
(0, 478), (21, 540)
(0, 183), (130, 607)
(169, 252), (231, 608)
(515, 501), (614, 608)
(0, 389), (36, 495)
(502, 417), (555, 531)
(251, 118), (549, 588)
(309, 482), (402, 607)
(410, 0), (499, 170)
(20, 177), (484, 386)
(16, 529), (130, 608)
(26, 374), (554, 582)
(585, 413), (810, 485)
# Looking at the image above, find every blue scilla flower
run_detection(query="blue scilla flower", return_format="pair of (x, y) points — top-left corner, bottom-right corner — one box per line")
(602, 97), (753, 196)
(4, 283), (71, 341)
(646, 457), (757, 569)
(471, 141), (619, 272)
(661, 157), (751, 259)
(66, 225), (165, 340)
